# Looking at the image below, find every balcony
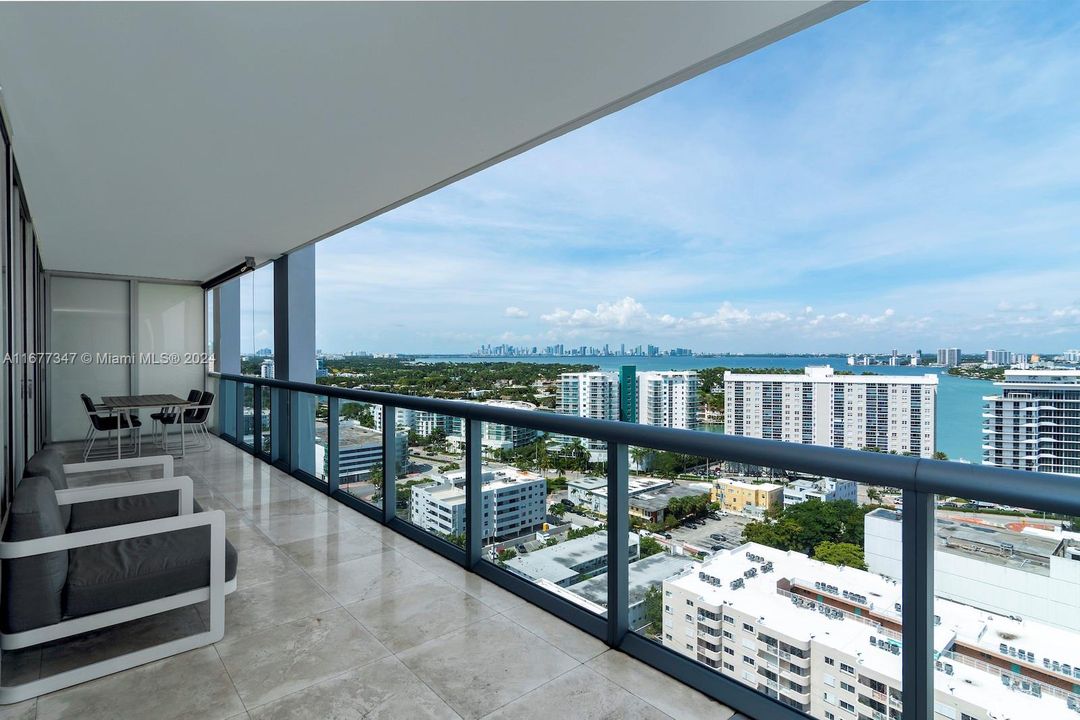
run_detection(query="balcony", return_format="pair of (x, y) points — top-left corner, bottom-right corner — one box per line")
(2, 436), (732, 720)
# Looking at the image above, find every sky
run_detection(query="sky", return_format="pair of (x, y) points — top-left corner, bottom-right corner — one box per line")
(300, 1), (1080, 355)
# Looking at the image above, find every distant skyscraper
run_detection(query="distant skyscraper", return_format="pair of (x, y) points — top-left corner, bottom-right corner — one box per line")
(937, 347), (961, 367)
(984, 370), (1080, 475)
(724, 366), (937, 457)
(985, 349), (1011, 365)
(259, 358), (275, 379)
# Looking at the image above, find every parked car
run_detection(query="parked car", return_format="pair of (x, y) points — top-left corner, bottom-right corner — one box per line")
(561, 499), (575, 508)
(710, 533), (724, 541)
(663, 532), (673, 539)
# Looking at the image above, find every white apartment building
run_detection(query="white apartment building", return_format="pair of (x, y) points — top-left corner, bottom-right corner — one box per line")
(555, 371), (620, 461)
(637, 370), (700, 430)
(724, 366), (938, 457)
(983, 370), (1080, 476)
(986, 349), (1012, 366)
(782, 478), (858, 507)
(409, 467), (546, 540)
(937, 347), (961, 367)
(663, 542), (1080, 720)
(865, 508), (1080, 632)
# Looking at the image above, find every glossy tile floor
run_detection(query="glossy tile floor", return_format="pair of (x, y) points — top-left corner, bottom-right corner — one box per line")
(1, 437), (741, 720)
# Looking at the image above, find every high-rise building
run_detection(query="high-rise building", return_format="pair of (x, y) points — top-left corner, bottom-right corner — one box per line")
(1065, 350), (1080, 364)
(315, 356), (328, 377)
(259, 358), (274, 378)
(983, 370), (1080, 475)
(724, 366), (937, 457)
(619, 365), (637, 423)
(937, 347), (961, 367)
(986, 349), (1011, 366)
(410, 468), (546, 540)
(555, 371), (620, 460)
(637, 370), (699, 430)
(663, 542), (1080, 720)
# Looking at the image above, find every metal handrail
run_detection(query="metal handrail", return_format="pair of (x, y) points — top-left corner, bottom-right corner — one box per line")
(211, 371), (1080, 515)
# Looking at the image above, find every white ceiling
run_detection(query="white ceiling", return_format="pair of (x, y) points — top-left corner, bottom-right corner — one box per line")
(0, 1), (851, 282)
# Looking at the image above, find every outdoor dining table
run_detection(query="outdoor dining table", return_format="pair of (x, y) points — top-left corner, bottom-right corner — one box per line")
(99, 393), (195, 458)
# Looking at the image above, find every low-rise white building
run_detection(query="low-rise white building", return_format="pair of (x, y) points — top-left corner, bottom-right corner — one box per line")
(567, 475), (672, 514)
(501, 532), (639, 587)
(409, 467), (546, 540)
(314, 420), (407, 482)
(663, 541), (1080, 720)
(782, 478), (858, 507)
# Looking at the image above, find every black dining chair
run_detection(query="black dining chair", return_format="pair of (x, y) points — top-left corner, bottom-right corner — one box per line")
(80, 393), (142, 461)
(150, 390), (202, 448)
(156, 391), (215, 453)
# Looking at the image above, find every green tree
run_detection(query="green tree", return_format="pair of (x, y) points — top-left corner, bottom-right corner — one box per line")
(497, 548), (517, 562)
(642, 585), (663, 638)
(548, 504), (566, 519)
(932, 450), (949, 461)
(813, 541), (867, 570)
(640, 536), (664, 558)
(742, 500), (871, 555)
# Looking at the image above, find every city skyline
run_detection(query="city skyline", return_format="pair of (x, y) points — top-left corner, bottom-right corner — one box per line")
(232, 2), (1080, 355)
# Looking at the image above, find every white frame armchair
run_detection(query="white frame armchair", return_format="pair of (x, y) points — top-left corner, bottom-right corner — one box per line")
(0, 454), (235, 704)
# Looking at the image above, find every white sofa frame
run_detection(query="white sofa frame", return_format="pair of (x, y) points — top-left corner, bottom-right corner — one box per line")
(0, 455), (236, 704)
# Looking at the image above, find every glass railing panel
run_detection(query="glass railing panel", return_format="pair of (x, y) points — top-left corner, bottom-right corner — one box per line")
(625, 452), (901, 720)
(240, 381), (255, 449)
(336, 400), (385, 510)
(260, 384), (272, 457)
(475, 427), (605, 617)
(932, 493), (1080, 719)
(297, 391), (327, 484)
(397, 412), (466, 547)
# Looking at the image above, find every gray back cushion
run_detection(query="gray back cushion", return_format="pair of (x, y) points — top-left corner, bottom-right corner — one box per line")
(2, 476), (68, 633)
(25, 447), (71, 529)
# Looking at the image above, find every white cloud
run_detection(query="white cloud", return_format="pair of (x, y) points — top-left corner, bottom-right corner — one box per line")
(504, 306), (529, 319)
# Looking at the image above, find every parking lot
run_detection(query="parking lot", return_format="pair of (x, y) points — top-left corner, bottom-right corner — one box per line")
(666, 513), (752, 553)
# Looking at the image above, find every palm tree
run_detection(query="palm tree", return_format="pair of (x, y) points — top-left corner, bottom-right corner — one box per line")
(630, 446), (651, 471)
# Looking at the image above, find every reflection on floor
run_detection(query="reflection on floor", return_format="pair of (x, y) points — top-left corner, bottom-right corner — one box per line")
(1, 437), (740, 720)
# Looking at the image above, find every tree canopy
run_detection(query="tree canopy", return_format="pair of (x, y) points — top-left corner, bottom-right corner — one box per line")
(742, 500), (872, 556)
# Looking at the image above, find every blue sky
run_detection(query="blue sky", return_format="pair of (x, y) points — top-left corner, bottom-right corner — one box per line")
(302, 1), (1080, 355)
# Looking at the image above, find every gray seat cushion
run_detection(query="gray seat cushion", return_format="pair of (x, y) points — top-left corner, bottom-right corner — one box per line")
(68, 495), (205, 533)
(63, 525), (238, 618)
(2, 476), (68, 633)
(25, 447), (71, 529)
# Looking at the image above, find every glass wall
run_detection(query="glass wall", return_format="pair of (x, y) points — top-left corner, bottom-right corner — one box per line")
(239, 264), (274, 378)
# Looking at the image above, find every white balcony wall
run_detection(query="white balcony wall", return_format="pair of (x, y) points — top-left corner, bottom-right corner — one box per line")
(137, 282), (205, 403)
(48, 276), (206, 442)
(48, 276), (130, 442)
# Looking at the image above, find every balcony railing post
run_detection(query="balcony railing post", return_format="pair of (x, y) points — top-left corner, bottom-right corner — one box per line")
(465, 418), (483, 568)
(327, 396), (340, 494)
(901, 487), (934, 720)
(607, 442), (629, 647)
(252, 382), (263, 455)
(381, 405), (397, 523)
